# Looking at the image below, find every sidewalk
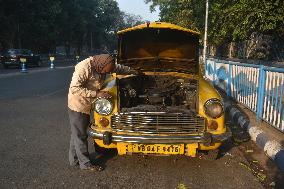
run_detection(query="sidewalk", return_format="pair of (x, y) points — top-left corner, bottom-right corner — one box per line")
(220, 90), (284, 171)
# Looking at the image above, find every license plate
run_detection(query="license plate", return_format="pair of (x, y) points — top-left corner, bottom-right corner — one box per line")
(122, 144), (184, 155)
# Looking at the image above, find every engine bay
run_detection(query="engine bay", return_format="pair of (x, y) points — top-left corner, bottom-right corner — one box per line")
(118, 75), (198, 113)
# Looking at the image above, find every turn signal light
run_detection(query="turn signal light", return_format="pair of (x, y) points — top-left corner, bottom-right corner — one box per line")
(208, 120), (218, 130)
(99, 117), (109, 127)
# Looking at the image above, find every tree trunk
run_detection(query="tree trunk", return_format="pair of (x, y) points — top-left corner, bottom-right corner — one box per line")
(228, 42), (234, 58)
(17, 22), (21, 49)
(65, 41), (71, 57)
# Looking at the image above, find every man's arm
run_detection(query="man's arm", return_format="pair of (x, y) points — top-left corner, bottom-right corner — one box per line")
(114, 64), (139, 75)
(69, 62), (97, 98)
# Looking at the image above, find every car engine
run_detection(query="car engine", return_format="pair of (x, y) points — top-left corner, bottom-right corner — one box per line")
(118, 75), (198, 113)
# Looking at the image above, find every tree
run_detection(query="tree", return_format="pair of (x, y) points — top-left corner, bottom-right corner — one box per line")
(122, 12), (144, 28)
(145, 0), (205, 31)
(209, 0), (284, 45)
(0, 0), (62, 52)
(0, 0), (144, 54)
(145, 0), (284, 46)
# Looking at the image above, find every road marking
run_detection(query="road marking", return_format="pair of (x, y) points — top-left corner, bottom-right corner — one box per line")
(0, 66), (74, 79)
(39, 88), (68, 98)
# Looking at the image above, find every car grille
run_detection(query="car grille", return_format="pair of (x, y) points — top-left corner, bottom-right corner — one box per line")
(110, 112), (205, 134)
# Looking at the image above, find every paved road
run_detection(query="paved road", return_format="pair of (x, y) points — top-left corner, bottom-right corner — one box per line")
(0, 67), (283, 189)
(0, 59), (75, 76)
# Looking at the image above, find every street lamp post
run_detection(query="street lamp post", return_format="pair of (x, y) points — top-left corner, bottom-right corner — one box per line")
(203, 0), (209, 64)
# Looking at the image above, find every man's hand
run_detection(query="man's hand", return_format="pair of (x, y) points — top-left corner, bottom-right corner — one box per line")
(96, 91), (112, 99)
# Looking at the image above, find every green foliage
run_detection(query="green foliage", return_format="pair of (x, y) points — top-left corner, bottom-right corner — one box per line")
(0, 0), (62, 52)
(145, 0), (205, 31)
(210, 0), (284, 45)
(145, 0), (284, 45)
(0, 0), (144, 54)
(121, 12), (144, 28)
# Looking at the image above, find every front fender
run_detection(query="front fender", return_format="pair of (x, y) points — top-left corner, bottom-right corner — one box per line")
(198, 78), (225, 134)
(93, 74), (118, 128)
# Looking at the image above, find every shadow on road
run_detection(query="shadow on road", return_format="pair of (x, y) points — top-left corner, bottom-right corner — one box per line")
(90, 149), (117, 168)
(216, 106), (250, 160)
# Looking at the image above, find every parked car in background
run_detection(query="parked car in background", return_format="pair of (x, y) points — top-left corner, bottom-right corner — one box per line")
(88, 22), (231, 159)
(0, 52), (3, 61)
(1, 49), (41, 68)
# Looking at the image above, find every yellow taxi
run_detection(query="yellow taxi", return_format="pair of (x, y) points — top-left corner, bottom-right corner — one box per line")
(88, 22), (231, 159)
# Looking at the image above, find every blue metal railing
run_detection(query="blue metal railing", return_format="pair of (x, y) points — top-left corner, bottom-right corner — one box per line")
(205, 58), (284, 133)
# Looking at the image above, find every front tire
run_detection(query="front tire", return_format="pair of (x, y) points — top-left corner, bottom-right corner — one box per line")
(93, 141), (113, 154)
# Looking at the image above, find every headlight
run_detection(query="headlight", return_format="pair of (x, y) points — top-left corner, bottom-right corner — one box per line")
(93, 98), (113, 115)
(204, 98), (224, 119)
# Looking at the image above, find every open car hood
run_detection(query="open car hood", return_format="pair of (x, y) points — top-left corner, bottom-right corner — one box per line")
(119, 57), (198, 74)
(117, 25), (200, 74)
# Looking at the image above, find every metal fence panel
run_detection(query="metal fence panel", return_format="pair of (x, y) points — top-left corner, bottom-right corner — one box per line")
(230, 64), (259, 112)
(262, 70), (284, 131)
(205, 58), (284, 133)
(205, 59), (215, 81)
(215, 61), (230, 92)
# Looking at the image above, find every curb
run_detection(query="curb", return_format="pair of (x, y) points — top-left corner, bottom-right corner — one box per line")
(224, 100), (284, 171)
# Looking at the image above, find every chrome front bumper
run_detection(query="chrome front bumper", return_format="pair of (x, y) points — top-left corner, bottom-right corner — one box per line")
(87, 127), (231, 145)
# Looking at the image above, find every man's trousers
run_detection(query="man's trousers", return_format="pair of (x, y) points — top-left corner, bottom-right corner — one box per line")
(68, 108), (91, 169)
